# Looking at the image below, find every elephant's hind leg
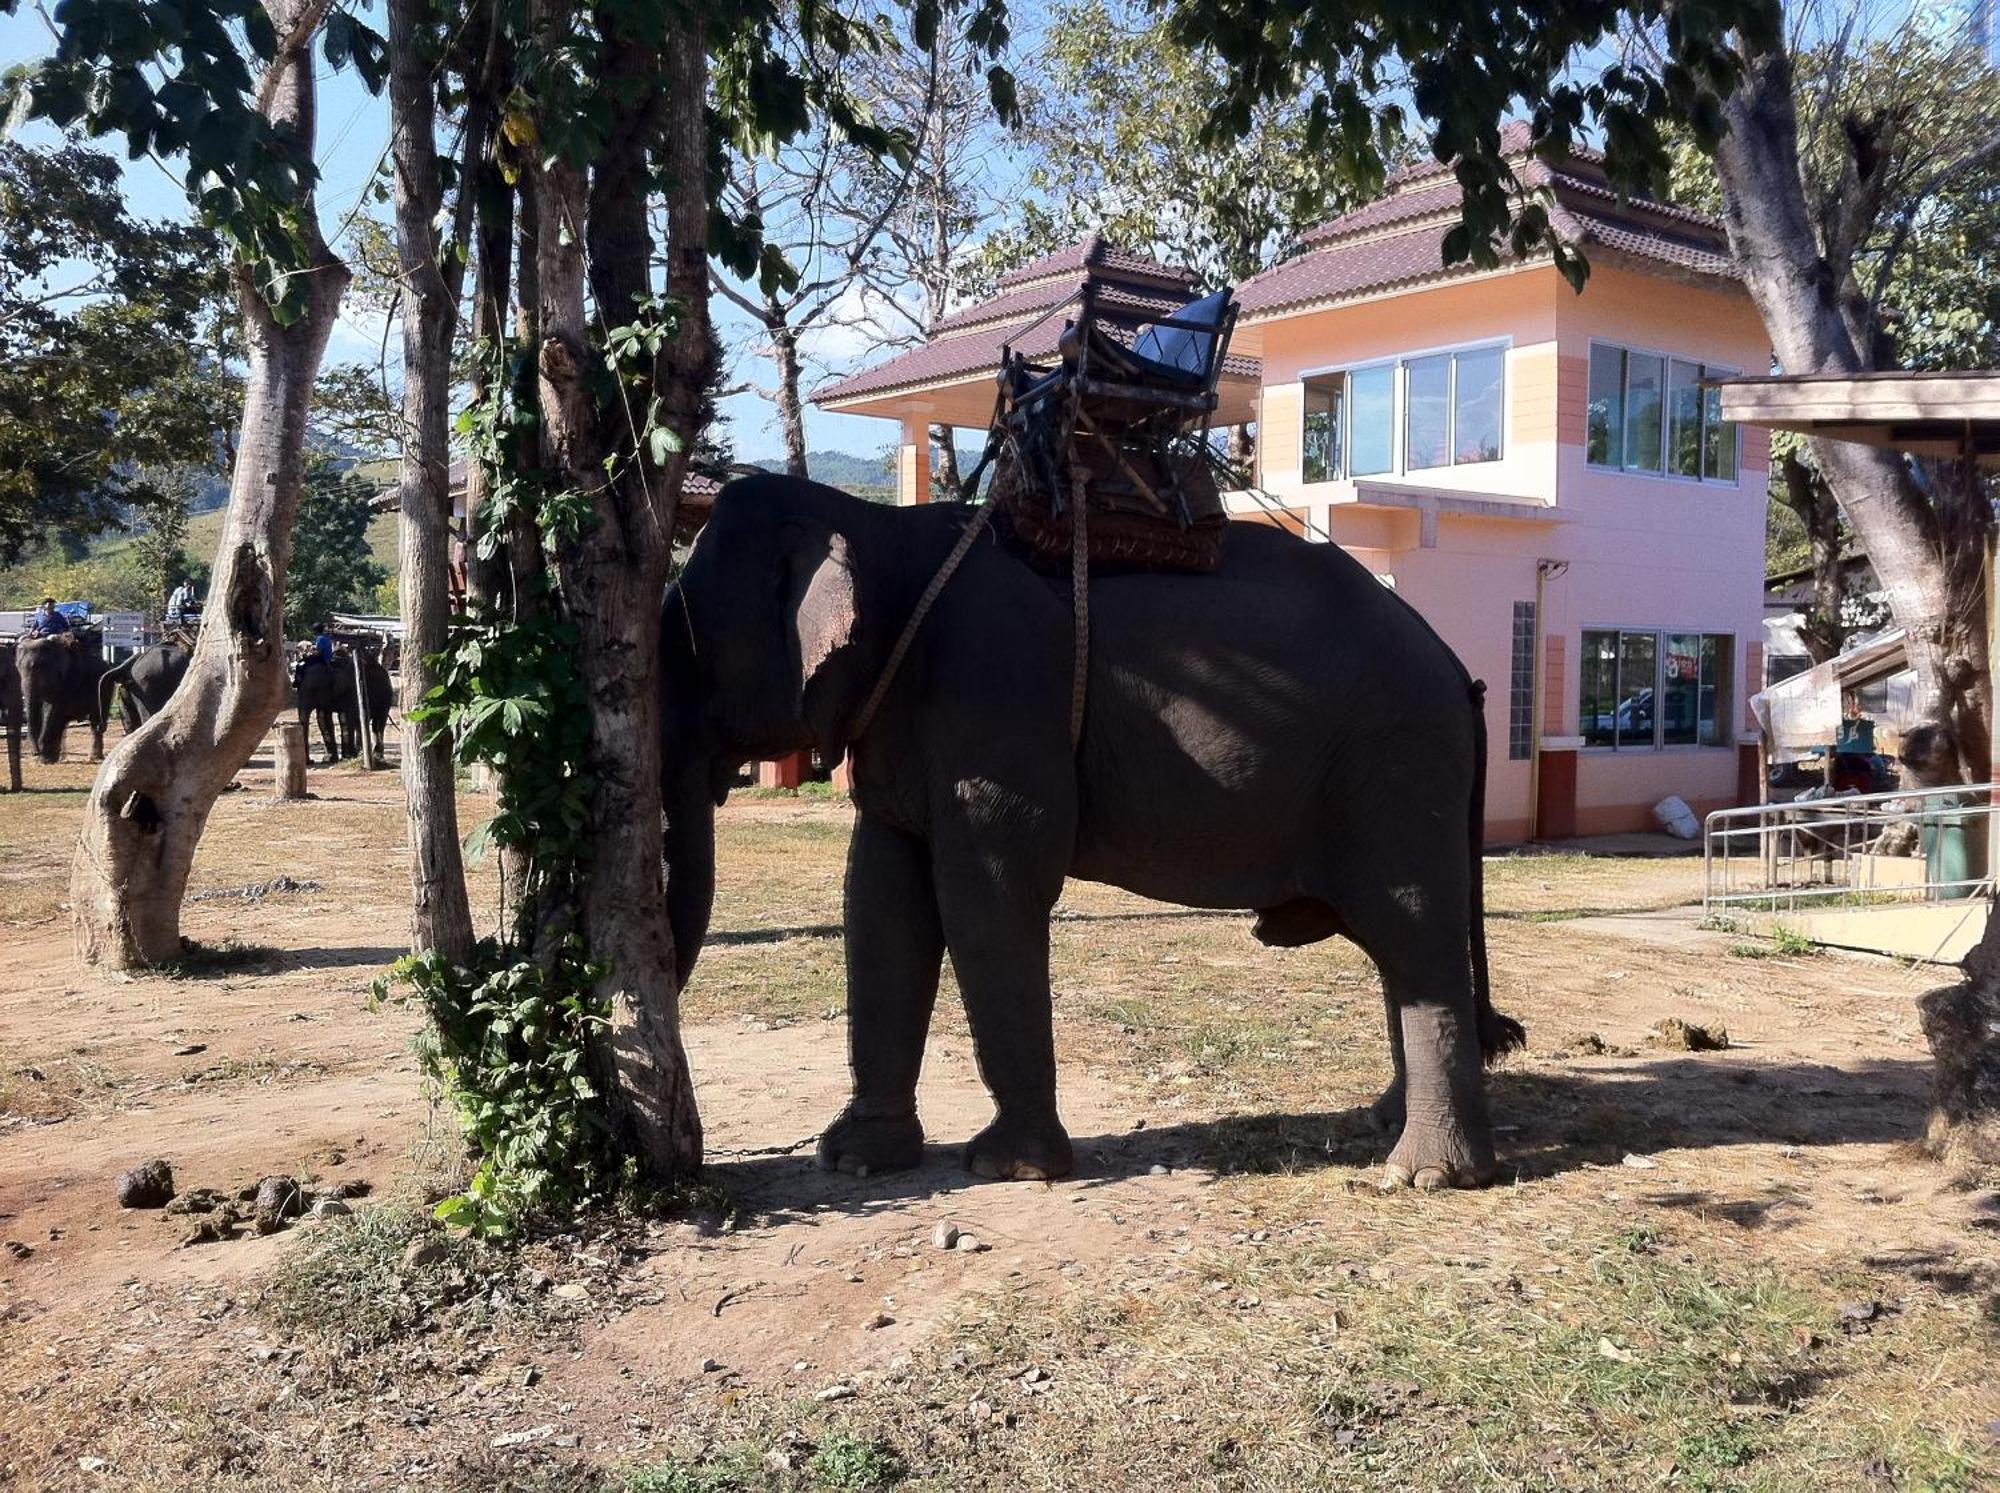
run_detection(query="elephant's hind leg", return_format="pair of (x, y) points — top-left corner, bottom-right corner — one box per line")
(817, 814), (945, 1178)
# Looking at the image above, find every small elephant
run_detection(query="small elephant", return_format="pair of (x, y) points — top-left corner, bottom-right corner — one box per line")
(660, 477), (1523, 1191)
(98, 641), (191, 731)
(18, 630), (113, 764)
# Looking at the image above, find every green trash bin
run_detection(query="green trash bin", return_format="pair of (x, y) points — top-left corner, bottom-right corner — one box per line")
(1920, 792), (1986, 900)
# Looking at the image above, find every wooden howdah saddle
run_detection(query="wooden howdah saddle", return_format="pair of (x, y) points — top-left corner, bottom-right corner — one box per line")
(972, 279), (1239, 572)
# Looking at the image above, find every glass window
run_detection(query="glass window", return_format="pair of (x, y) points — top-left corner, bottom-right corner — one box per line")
(1580, 630), (1621, 748)
(1404, 354), (1451, 470)
(1453, 345), (1504, 464)
(1587, 345), (1624, 467)
(1662, 632), (1703, 745)
(1667, 359), (1703, 478)
(1623, 352), (1664, 473)
(1616, 631), (1657, 748)
(1302, 374), (1343, 484)
(1702, 380), (1737, 482)
(1349, 364), (1394, 476)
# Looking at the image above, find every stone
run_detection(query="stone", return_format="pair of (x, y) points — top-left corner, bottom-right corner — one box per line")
(699, 1358), (722, 1374)
(863, 1312), (895, 1330)
(4, 1240), (32, 1261)
(815, 1384), (857, 1402)
(1148, 1163), (1170, 1176)
(310, 1197), (353, 1219)
(116, 1160), (175, 1209)
(931, 1221), (961, 1250)
(402, 1238), (450, 1269)
(253, 1176), (306, 1235)
(552, 1282), (588, 1301)
(954, 1233), (986, 1253)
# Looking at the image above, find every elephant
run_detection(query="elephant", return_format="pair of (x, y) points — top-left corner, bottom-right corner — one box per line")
(659, 475), (1525, 1192)
(17, 630), (113, 764)
(98, 642), (191, 731)
(294, 651), (392, 762)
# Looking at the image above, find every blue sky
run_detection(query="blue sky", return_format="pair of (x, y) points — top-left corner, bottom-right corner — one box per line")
(0, 6), (923, 464)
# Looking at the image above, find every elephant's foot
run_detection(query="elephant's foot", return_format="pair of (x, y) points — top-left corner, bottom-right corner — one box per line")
(1381, 1116), (1496, 1192)
(965, 1113), (1074, 1181)
(1366, 1079), (1405, 1136)
(816, 1103), (924, 1178)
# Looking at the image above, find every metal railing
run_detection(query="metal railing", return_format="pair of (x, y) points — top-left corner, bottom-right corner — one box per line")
(1702, 780), (1997, 916)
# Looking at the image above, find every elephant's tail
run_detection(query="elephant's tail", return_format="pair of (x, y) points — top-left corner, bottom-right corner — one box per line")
(1467, 681), (1525, 1065)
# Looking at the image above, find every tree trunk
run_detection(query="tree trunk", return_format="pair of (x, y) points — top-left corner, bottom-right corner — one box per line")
(1713, 38), (1998, 1163)
(70, 4), (349, 968)
(931, 424), (961, 497)
(773, 327), (809, 478)
(1779, 449), (1847, 665)
(528, 7), (708, 1176)
(387, 0), (475, 964)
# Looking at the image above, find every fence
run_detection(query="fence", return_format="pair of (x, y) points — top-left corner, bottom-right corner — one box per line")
(1702, 781), (1998, 917)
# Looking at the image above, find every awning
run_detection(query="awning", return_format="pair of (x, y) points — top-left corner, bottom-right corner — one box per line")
(1715, 371), (2000, 465)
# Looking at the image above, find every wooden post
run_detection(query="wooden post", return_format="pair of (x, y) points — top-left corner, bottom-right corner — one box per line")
(352, 649), (383, 770)
(6, 721), (20, 794)
(275, 721), (308, 799)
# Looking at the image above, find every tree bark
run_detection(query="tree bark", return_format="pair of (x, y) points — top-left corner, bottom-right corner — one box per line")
(528, 6), (708, 1176)
(1713, 37), (1998, 1163)
(70, 0), (349, 968)
(773, 326), (809, 478)
(1779, 449), (1847, 665)
(388, 0), (476, 965)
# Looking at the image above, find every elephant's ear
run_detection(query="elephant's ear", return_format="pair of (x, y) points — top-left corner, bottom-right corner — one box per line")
(781, 523), (862, 753)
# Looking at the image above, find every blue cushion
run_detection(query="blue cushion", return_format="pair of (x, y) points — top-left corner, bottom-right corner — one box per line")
(1130, 290), (1231, 379)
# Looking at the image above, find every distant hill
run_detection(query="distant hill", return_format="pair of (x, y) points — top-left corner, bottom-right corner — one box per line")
(752, 451), (894, 489)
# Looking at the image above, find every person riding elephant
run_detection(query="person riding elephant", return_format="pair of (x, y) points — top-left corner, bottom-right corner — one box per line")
(18, 627), (112, 764)
(98, 641), (191, 732)
(293, 642), (391, 763)
(659, 476), (1523, 1193)
(26, 596), (70, 637)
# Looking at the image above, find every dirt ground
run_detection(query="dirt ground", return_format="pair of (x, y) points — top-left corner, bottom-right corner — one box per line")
(1, 734), (1996, 1491)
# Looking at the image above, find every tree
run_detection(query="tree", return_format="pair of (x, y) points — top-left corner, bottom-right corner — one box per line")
(967, 0), (1371, 293)
(287, 460), (387, 634)
(9, 0), (365, 967)
(0, 140), (239, 563)
(131, 467), (204, 615)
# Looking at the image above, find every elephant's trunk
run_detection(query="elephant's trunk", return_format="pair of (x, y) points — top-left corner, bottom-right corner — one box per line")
(664, 770), (716, 988)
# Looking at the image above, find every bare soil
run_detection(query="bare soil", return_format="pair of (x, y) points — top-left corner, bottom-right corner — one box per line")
(1, 741), (1995, 1491)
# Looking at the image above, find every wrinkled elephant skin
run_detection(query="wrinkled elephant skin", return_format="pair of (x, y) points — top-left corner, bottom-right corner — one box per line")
(659, 477), (1524, 1193)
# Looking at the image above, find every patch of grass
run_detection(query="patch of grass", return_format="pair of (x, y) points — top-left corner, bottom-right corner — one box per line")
(1095, 997), (1159, 1028)
(1768, 924), (1820, 957)
(807, 1434), (905, 1489)
(620, 1446), (765, 1493)
(1728, 941), (1775, 959)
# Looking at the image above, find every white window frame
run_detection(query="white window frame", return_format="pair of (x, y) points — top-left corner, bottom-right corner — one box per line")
(1584, 338), (1742, 487)
(1577, 625), (1735, 752)
(1296, 335), (1511, 485)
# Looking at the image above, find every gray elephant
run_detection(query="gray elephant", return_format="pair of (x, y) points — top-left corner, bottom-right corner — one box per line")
(294, 652), (391, 762)
(659, 476), (1523, 1192)
(98, 641), (191, 731)
(18, 630), (112, 764)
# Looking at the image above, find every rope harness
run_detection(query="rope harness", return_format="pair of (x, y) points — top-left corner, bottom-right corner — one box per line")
(847, 500), (1091, 752)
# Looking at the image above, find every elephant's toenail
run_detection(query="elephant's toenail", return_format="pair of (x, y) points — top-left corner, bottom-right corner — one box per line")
(1379, 1165), (1412, 1192)
(1413, 1167), (1449, 1191)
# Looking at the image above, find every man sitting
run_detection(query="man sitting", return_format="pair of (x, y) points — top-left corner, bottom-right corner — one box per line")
(26, 597), (70, 637)
(166, 577), (200, 627)
(312, 622), (335, 666)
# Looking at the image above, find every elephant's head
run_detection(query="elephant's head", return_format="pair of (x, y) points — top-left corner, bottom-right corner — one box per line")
(659, 478), (871, 983)
(18, 635), (82, 763)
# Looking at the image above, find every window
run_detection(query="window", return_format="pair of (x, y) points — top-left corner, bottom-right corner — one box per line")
(1350, 365), (1394, 475)
(1580, 628), (1733, 750)
(1302, 374), (1343, 484)
(1508, 602), (1536, 760)
(1588, 343), (1739, 482)
(1405, 354), (1452, 470)
(1297, 344), (1502, 481)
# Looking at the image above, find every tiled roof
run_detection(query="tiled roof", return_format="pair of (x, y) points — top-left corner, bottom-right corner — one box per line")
(817, 236), (1254, 407)
(1241, 127), (1735, 319)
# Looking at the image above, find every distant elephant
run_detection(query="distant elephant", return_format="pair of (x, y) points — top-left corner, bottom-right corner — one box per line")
(660, 477), (1524, 1192)
(294, 652), (392, 762)
(18, 630), (112, 764)
(98, 642), (191, 731)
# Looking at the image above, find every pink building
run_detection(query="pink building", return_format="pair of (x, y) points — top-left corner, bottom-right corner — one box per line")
(817, 132), (1771, 840)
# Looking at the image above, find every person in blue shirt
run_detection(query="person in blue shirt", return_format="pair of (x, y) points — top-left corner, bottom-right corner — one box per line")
(29, 597), (69, 637)
(312, 623), (335, 665)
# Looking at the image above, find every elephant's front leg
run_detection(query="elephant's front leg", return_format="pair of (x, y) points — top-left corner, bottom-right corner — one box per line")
(817, 815), (945, 1177)
(933, 811), (1074, 1182)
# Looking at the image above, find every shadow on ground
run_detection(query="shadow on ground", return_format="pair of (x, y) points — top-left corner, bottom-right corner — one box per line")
(715, 1056), (1935, 1224)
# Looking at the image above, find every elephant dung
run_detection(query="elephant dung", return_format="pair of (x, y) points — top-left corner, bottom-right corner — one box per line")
(252, 1175), (307, 1234)
(116, 1159), (176, 1209)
